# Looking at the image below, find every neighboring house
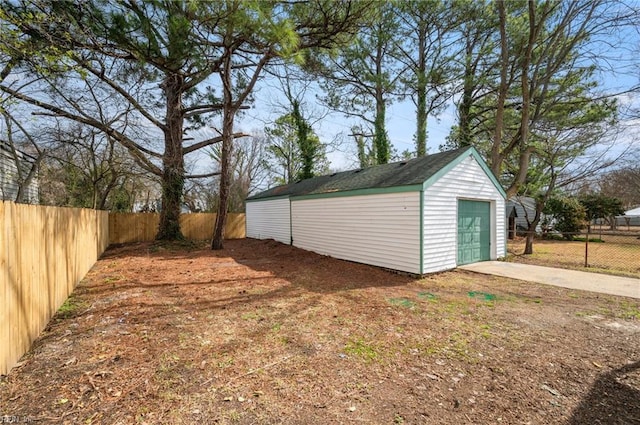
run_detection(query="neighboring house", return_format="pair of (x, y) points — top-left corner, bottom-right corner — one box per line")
(615, 206), (640, 227)
(505, 196), (545, 238)
(625, 206), (640, 216)
(0, 139), (39, 204)
(246, 146), (506, 275)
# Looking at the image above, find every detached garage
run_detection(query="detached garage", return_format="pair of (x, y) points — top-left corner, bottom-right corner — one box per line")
(246, 146), (506, 275)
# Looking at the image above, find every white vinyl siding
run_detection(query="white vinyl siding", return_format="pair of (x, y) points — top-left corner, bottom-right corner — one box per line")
(423, 156), (505, 273)
(245, 198), (291, 244)
(0, 148), (39, 204)
(507, 197), (544, 233)
(291, 192), (421, 274)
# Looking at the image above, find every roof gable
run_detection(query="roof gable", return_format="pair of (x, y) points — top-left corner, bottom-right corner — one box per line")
(625, 206), (640, 216)
(247, 146), (505, 201)
(0, 139), (37, 162)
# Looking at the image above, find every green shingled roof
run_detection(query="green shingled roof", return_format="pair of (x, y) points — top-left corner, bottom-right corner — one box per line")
(247, 146), (486, 201)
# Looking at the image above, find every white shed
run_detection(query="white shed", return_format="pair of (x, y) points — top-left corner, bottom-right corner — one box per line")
(246, 146), (506, 275)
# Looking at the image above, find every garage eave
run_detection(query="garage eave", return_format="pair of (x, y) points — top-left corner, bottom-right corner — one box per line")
(245, 194), (290, 203)
(290, 184), (423, 201)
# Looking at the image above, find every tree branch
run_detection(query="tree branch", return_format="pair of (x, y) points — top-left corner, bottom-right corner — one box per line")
(79, 61), (168, 130)
(185, 172), (221, 179)
(183, 104), (249, 118)
(183, 132), (248, 154)
(0, 84), (164, 176)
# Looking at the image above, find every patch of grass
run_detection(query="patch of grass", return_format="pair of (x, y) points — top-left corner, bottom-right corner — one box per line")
(271, 322), (282, 332)
(579, 266), (640, 279)
(344, 338), (379, 362)
(224, 409), (242, 422)
(443, 332), (472, 361)
(617, 301), (640, 320)
(478, 324), (492, 339)
(216, 355), (235, 369)
(178, 332), (191, 347)
(508, 239), (640, 278)
(241, 311), (261, 320)
(415, 332), (474, 362)
(442, 301), (473, 315)
(103, 275), (123, 284)
(56, 295), (88, 319)
(575, 302), (640, 320)
(153, 352), (183, 390)
(135, 407), (151, 424)
(279, 336), (291, 345)
(158, 352), (181, 372)
(523, 298), (543, 304)
(574, 237), (605, 243)
(387, 297), (416, 309)
(468, 291), (497, 301)
(417, 292), (438, 301)
(334, 316), (353, 326)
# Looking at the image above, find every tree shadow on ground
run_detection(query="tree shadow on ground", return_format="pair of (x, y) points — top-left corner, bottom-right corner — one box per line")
(100, 238), (415, 294)
(568, 360), (640, 425)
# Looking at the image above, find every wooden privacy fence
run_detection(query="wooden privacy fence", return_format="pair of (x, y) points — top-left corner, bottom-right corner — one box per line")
(109, 213), (246, 244)
(0, 201), (109, 375)
(1, 207), (244, 374)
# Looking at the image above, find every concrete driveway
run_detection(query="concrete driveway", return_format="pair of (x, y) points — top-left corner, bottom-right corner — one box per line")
(459, 261), (640, 299)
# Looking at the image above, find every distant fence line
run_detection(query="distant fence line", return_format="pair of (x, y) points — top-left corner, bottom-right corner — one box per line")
(1, 201), (109, 375)
(109, 212), (246, 244)
(508, 231), (640, 278)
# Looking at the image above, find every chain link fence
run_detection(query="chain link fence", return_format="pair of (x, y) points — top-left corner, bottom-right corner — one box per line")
(507, 228), (640, 278)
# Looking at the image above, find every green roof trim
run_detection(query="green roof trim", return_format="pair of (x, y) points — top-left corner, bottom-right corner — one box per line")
(291, 184), (423, 201)
(246, 146), (506, 202)
(245, 194), (290, 203)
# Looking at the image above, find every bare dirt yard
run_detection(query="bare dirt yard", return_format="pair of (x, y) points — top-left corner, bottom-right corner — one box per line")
(1, 239), (639, 424)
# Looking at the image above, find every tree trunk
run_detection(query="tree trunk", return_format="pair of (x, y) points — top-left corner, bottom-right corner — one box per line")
(491, 0), (508, 175)
(523, 204), (543, 255)
(212, 49), (235, 250)
(157, 73), (185, 240)
(374, 29), (389, 165)
(415, 27), (427, 157)
(523, 214), (540, 255)
(293, 100), (313, 180)
(373, 97), (388, 164)
(356, 134), (367, 168)
(14, 161), (40, 204)
(458, 36), (474, 148)
(504, 2), (542, 199)
(524, 173), (557, 254)
(211, 115), (234, 249)
(524, 232), (534, 255)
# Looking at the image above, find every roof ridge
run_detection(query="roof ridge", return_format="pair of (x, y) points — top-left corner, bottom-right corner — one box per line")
(246, 146), (473, 201)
